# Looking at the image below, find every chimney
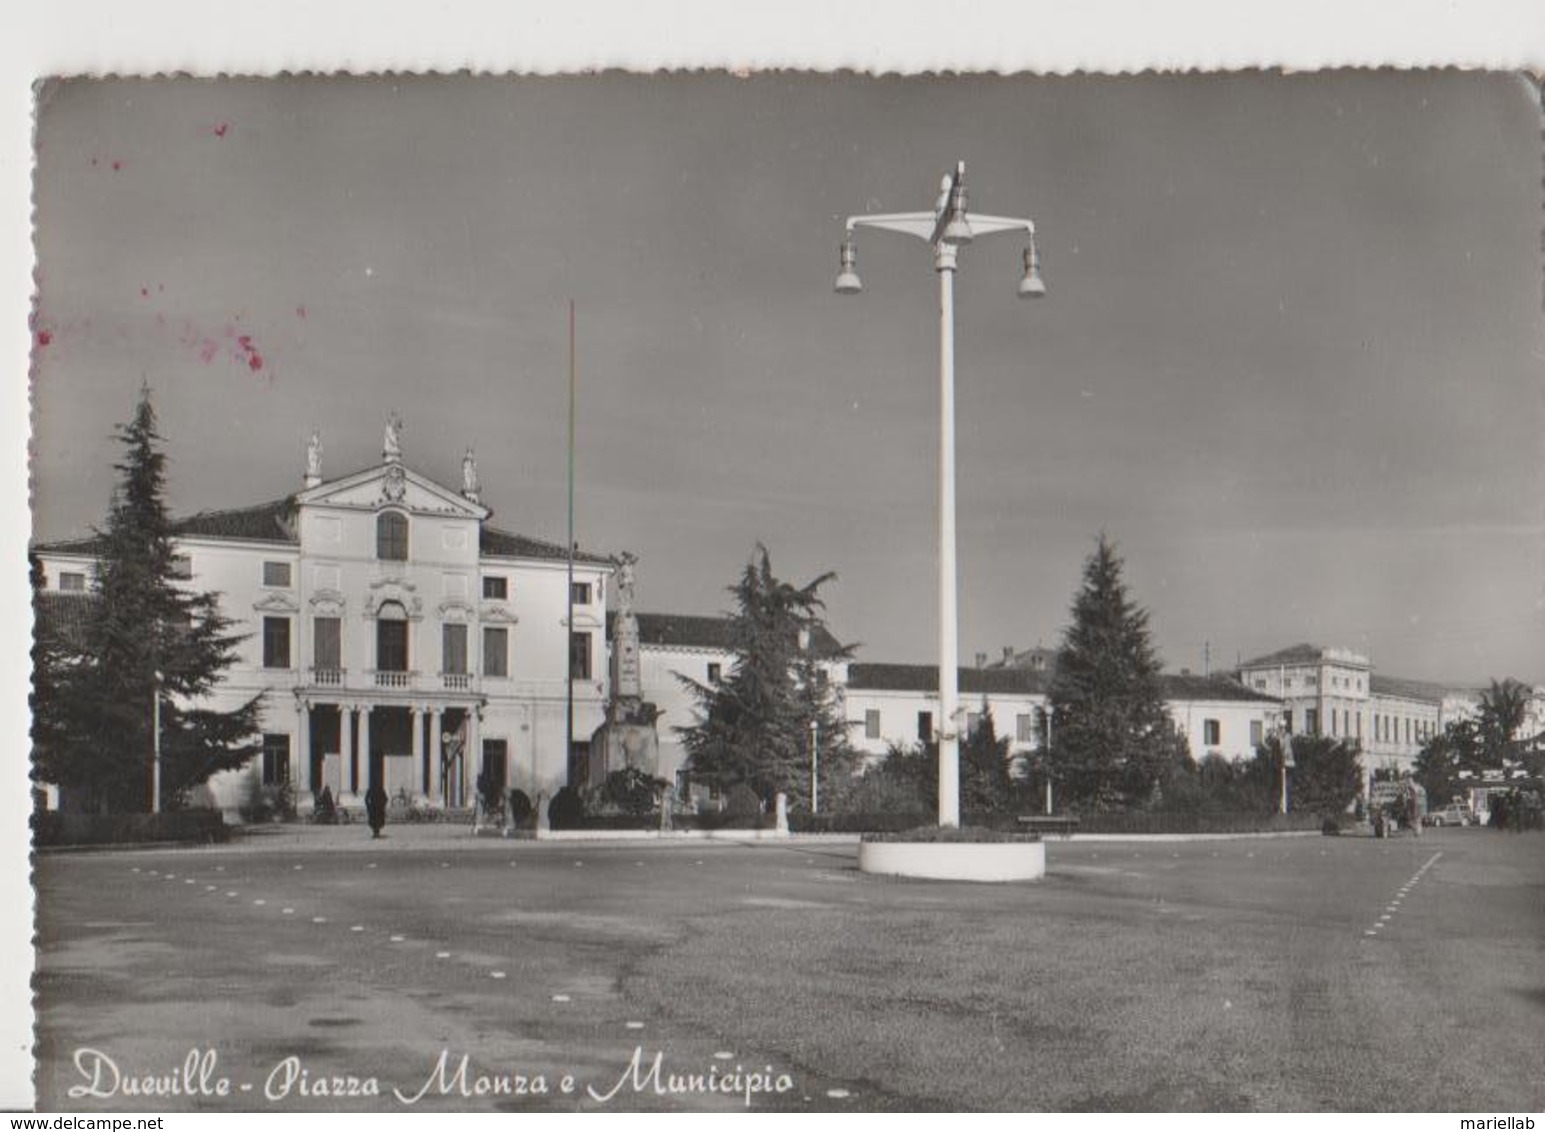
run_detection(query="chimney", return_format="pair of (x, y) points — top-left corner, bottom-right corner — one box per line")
(1003, 646), (1015, 663)
(974, 651), (987, 670)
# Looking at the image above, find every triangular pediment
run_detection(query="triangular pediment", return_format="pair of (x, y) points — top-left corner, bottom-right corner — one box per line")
(296, 463), (490, 521)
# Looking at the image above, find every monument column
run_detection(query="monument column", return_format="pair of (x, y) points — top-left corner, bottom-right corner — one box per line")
(467, 706), (483, 802)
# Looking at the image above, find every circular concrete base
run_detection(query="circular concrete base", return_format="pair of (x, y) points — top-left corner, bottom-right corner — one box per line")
(858, 839), (1046, 882)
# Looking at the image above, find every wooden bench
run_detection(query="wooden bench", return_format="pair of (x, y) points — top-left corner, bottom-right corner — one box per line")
(1016, 814), (1081, 836)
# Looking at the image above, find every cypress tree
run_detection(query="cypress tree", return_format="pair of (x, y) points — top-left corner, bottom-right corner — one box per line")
(676, 545), (855, 810)
(1048, 534), (1188, 810)
(34, 387), (263, 812)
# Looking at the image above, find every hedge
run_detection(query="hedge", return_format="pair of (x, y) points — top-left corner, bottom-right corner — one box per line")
(33, 809), (229, 848)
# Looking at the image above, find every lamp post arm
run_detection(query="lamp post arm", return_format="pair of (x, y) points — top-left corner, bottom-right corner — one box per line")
(964, 214), (1037, 239)
(844, 212), (941, 242)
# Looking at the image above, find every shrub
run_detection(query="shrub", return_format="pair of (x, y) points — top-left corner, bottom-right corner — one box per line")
(32, 809), (228, 847)
(240, 781), (297, 824)
(591, 767), (666, 817)
(861, 826), (1041, 844)
(723, 782), (763, 820)
(507, 789), (533, 825)
(547, 786), (586, 831)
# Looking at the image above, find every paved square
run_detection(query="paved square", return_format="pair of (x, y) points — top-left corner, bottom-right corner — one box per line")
(31, 827), (1545, 1111)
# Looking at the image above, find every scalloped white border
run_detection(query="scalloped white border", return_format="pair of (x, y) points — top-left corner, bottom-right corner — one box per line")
(6, 1), (1545, 1112)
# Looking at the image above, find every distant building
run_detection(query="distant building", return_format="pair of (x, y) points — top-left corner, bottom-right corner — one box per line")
(1237, 643), (1446, 785)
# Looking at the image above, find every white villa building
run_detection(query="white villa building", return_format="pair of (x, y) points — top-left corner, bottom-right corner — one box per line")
(33, 424), (616, 815)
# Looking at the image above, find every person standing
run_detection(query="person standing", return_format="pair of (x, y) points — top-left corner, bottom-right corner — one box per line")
(366, 781), (388, 839)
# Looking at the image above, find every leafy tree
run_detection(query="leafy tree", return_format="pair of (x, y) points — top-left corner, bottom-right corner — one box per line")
(32, 387), (263, 812)
(676, 545), (855, 810)
(1414, 719), (1481, 810)
(1046, 535), (1190, 810)
(1279, 734), (1362, 816)
(1474, 678), (1531, 768)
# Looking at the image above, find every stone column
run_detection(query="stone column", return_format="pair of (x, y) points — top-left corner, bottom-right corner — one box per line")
(358, 706), (373, 798)
(340, 705), (356, 803)
(295, 698), (313, 814)
(410, 704), (426, 801)
(429, 710), (443, 806)
(468, 706), (483, 805)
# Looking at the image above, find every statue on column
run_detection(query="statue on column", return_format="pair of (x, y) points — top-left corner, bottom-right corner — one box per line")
(305, 429), (323, 486)
(383, 412), (403, 462)
(462, 448), (480, 500)
(616, 552), (637, 616)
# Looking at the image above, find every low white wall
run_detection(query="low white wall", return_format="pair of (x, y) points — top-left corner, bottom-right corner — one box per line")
(859, 840), (1046, 882)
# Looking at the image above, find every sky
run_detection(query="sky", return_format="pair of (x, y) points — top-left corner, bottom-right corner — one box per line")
(26, 71), (1545, 687)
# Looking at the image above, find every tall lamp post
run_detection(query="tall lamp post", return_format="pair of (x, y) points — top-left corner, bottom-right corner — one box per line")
(835, 161), (1046, 827)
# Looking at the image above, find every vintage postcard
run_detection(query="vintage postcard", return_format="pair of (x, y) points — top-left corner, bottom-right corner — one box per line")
(15, 42), (1545, 1119)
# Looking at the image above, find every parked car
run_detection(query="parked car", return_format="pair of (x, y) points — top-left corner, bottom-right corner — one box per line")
(1423, 803), (1471, 827)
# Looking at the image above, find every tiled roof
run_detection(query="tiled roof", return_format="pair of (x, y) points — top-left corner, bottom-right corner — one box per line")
(34, 498), (299, 553)
(34, 591), (95, 649)
(620, 611), (846, 659)
(480, 527), (613, 566)
(1238, 643), (1334, 669)
(1159, 673), (1280, 704)
(845, 662), (1049, 696)
(173, 498), (298, 542)
(1369, 674), (1447, 705)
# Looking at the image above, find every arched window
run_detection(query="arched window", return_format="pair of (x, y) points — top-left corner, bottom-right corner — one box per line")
(377, 511), (409, 561)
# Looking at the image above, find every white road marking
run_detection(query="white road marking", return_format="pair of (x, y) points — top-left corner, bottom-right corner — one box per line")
(552, 994), (571, 1003)
(491, 971), (507, 980)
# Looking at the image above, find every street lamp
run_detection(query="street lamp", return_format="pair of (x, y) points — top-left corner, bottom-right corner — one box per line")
(835, 161), (1046, 827)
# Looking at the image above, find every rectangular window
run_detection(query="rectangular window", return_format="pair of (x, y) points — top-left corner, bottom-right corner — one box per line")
(313, 617), (341, 670)
(262, 617), (291, 669)
(58, 570), (86, 592)
(482, 739), (508, 793)
(706, 662), (722, 684)
(169, 555), (192, 580)
(917, 711), (933, 743)
(864, 709), (881, 739)
(569, 631), (592, 680)
(1306, 708), (1319, 736)
(1249, 720), (1264, 747)
(482, 626), (508, 678)
(443, 623), (468, 675)
(261, 734), (291, 785)
(1304, 674), (1318, 687)
(377, 620), (408, 673)
(376, 512), (409, 561)
(262, 561), (292, 588)
(571, 581), (592, 606)
(1356, 713), (1363, 740)
(1016, 713), (1034, 742)
(1253, 677), (1267, 691)
(1203, 719), (1221, 746)
(482, 576), (507, 600)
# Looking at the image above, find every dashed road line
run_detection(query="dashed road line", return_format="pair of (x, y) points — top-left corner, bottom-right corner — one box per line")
(1362, 850), (1441, 939)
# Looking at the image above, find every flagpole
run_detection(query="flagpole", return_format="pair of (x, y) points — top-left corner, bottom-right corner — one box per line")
(565, 300), (576, 787)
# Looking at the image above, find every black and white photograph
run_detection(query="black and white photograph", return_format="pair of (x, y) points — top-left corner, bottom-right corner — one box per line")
(11, 8), (1545, 1118)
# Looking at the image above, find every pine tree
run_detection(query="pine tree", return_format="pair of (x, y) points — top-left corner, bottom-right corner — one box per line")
(1047, 534), (1188, 810)
(960, 700), (1016, 813)
(33, 387), (263, 812)
(676, 545), (855, 810)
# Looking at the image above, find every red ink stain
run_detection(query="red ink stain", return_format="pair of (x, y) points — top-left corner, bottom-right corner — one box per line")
(36, 330), (52, 347)
(111, 160), (122, 172)
(213, 122), (229, 138)
(295, 305), (307, 319)
(236, 334), (264, 371)
(199, 340), (218, 364)
(140, 286), (149, 298)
